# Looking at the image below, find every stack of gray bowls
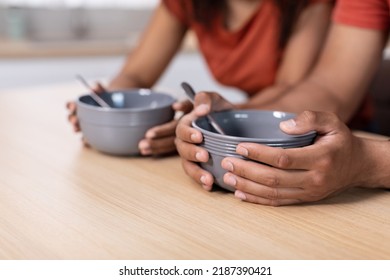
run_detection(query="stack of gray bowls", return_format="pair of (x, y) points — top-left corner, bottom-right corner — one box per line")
(77, 89), (175, 156)
(192, 110), (316, 191)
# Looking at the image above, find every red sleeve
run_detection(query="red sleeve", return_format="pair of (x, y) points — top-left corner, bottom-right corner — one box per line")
(309, 0), (334, 3)
(162, 0), (191, 26)
(333, 0), (390, 30)
(162, 0), (334, 27)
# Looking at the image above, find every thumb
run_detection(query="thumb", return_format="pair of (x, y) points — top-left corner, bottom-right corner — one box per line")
(193, 91), (213, 116)
(93, 83), (107, 94)
(280, 111), (342, 136)
(173, 100), (193, 113)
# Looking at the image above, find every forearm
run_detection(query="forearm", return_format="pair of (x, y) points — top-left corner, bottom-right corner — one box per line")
(108, 2), (187, 91)
(236, 81), (350, 122)
(236, 84), (292, 110)
(108, 67), (153, 90)
(107, 48), (164, 90)
(354, 137), (390, 189)
(258, 79), (351, 121)
(259, 24), (387, 122)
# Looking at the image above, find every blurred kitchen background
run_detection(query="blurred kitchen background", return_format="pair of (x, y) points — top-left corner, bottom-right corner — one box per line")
(0, 0), (388, 133)
(0, 0), (244, 102)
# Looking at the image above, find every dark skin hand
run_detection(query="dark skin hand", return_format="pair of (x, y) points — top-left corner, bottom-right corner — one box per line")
(221, 111), (371, 206)
(175, 91), (235, 189)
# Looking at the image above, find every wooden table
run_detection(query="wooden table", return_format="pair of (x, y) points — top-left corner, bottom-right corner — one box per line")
(0, 83), (389, 260)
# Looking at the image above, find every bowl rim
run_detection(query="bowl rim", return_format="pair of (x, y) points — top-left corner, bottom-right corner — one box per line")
(77, 89), (176, 113)
(192, 109), (316, 142)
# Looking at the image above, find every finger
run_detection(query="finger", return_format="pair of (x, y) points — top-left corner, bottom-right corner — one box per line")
(193, 92), (214, 116)
(235, 190), (302, 206)
(145, 120), (178, 139)
(138, 139), (152, 156)
(93, 83), (107, 94)
(66, 101), (79, 131)
(221, 156), (310, 188)
(223, 172), (305, 200)
(173, 100), (193, 114)
(181, 159), (214, 191)
(235, 142), (322, 170)
(66, 101), (76, 111)
(194, 91), (233, 114)
(280, 110), (345, 136)
(81, 136), (90, 148)
(175, 138), (209, 163)
(148, 136), (177, 156)
(175, 112), (203, 143)
(67, 112), (75, 122)
(68, 115), (81, 132)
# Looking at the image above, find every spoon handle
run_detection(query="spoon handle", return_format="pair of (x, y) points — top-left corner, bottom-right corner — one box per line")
(181, 82), (196, 103)
(181, 82), (226, 135)
(76, 75), (111, 108)
(89, 92), (111, 108)
(206, 114), (226, 135)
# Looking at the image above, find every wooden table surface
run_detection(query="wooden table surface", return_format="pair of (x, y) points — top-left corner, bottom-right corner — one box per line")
(0, 83), (389, 260)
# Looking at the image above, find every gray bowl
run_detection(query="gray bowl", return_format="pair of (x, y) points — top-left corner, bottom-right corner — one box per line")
(193, 110), (316, 191)
(193, 110), (316, 143)
(200, 152), (244, 192)
(77, 89), (176, 156)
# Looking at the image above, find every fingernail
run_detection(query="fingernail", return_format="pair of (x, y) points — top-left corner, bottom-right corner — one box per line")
(191, 133), (200, 142)
(235, 190), (247, 200)
(281, 119), (296, 129)
(236, 145), (248, 156)
(145, 130), (156, 138)
(224, 174), (237, 186)
(195, 104), (210, 115)
(172, 102), (181, 109)
(200, 175), (206, 184)
(138, 140), (150, 150)
(222, 160), (234, 172)
(195, 152), (204, 161)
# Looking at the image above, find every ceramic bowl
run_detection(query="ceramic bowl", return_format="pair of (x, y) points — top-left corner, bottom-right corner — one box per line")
(77, 89), (175, 155)
(192, 110), (316, 191)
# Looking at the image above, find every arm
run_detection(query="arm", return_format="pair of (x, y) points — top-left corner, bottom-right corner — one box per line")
(259, 23), (387, 122)
(109, 2), (187, 89)
(357, 138), (390, 189)
(216, 8), (390, 205)
(174, 2), (334, 189)
(109, 3), (192, 156)
(183, 2), (333, 112)
(68, 3), (191, 156)
(240, 2), (332, 109)
(221, 111), (390, 206)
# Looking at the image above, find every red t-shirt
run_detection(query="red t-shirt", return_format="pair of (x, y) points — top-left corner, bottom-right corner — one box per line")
(162, 0), (330, 96)
(332, 0), (390, 128)
(333, 0), (390, 30)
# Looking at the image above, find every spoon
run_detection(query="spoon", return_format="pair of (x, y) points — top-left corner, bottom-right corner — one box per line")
(181, 82), (226, 135)
(76, 74), (111, 108)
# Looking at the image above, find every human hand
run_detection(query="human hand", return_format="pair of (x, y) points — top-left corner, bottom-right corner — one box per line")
(220, 111), (364, 206)
(138, 100), (193, 156)
(175, 91), (235, 190)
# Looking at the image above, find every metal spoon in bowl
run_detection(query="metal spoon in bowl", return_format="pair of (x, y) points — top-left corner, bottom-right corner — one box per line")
(181, 82), (226, 135)
(76, 74), (111, 108)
